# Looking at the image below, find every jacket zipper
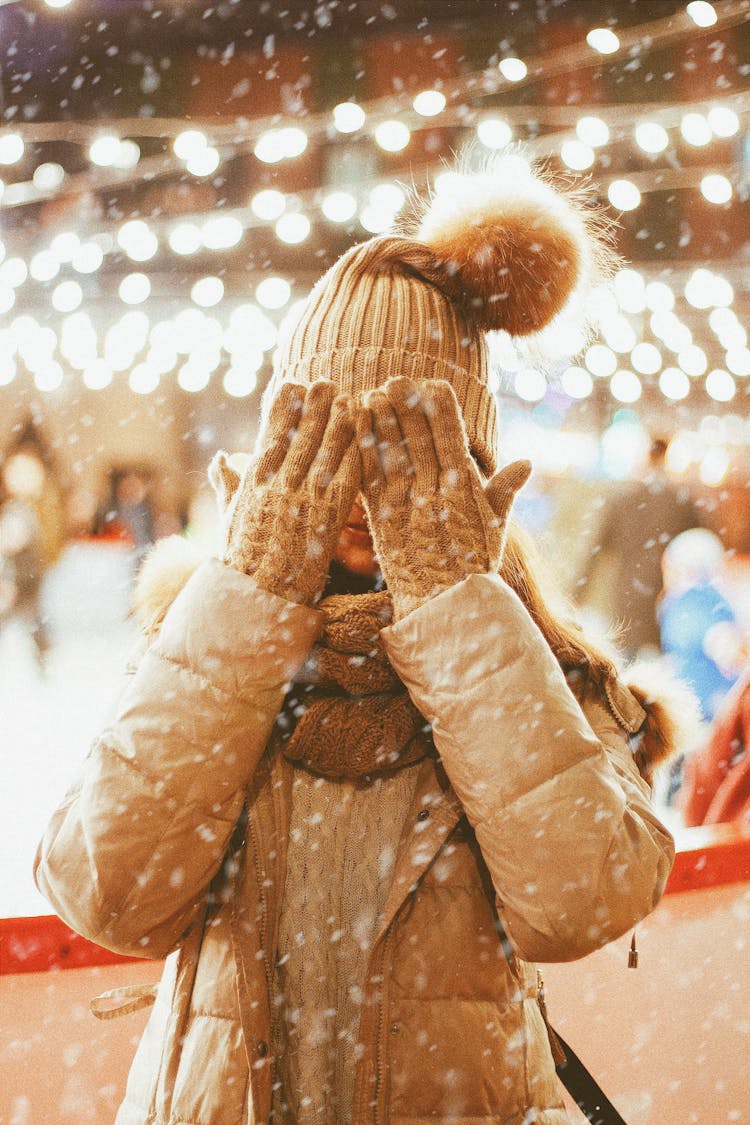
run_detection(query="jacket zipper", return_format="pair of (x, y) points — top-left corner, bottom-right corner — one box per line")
(248, 807), (272, 995)
(372, 930), (392, 1123)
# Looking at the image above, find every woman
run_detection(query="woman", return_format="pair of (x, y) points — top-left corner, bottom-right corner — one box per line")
(36, 156), (676, 1124)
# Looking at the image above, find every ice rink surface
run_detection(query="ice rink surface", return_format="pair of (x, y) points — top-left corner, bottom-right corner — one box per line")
(1, 541), (139, 917)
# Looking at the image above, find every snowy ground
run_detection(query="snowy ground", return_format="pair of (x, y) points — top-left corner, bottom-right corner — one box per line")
(1, 541), (139, 918)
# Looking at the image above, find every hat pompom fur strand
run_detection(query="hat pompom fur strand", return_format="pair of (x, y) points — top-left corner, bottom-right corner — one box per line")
(409, 151), (617, 336)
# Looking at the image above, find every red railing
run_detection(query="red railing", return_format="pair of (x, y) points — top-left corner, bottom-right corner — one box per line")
(3, 822), (750, 976)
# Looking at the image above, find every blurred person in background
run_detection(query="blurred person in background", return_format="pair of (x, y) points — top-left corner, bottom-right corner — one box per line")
(98, 467), (156, 551)
(680, 668), (750, 827)
(657, 528), (746, 808)
(659, 528), (744, 724)
(0, 451), (50, 667)
(579, 437), (703, 661)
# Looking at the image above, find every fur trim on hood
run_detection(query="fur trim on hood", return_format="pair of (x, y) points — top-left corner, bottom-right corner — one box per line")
(621, 660), (703, 785)
(133, 534), (207, 640)
(132, 537), (696, 782)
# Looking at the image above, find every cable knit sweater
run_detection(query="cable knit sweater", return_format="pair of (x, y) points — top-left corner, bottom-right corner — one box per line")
(269, 765), (421, 1123)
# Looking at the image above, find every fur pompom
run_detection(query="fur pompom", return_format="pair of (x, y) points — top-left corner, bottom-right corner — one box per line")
(625, 661), (703, 784)
(133, 535), (207, 638)
(411, 152), (615, 336)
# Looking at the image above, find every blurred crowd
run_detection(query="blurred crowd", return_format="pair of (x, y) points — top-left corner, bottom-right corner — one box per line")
(1, 422), (749, 828)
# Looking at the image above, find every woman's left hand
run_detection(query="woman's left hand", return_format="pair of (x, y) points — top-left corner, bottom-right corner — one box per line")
(357, 377), (530, 619)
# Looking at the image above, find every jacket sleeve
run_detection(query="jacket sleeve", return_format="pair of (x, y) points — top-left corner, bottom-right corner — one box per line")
(382, 572), (675, 963)
(34, 560), (320, 959)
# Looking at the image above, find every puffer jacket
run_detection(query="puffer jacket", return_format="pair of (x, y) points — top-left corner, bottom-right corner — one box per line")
(35, 559), (675, 1124)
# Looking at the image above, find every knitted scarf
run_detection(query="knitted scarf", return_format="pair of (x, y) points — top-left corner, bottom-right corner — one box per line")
(271, 590), (434, 780)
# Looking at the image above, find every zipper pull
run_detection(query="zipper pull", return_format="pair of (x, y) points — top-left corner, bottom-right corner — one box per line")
(628, 931), (638, 969)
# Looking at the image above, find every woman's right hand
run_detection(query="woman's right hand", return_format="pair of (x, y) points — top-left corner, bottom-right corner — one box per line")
(212, 380), (360, 606)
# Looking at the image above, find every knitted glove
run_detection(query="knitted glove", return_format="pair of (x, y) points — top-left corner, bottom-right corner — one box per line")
(216, 380), (360, 606)
(357, 377), (530, 620)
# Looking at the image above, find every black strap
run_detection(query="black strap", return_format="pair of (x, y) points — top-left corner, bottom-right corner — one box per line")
(553, 1028), (627, 1125)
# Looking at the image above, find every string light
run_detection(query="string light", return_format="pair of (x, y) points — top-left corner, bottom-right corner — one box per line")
(614, 269), (646, 314)
(146, 344), (178, 375)
(251, 189), (286, 221)
(607, 179), (641, 211)
(332, 102), (366, 134)
(186, 146), (220, 177)
(254, 127), (308, 163)
(514, 369), (547, 402)
(686, 1), (717, 27)
(168, 222), (202, 255)
(174, 130), (208, 161)
(651, 311), (692, 352)
(561, 365), (593, 398)
(659, 367), (690, 400)
(576, 116), (609, 147)
(224, 365), (259, 398)
(82, 359), (113, 391)
(725, 348), (750, 377)
(0, 257), (28, 288)
(32, 162), (65, 191)
(34, 361), (64, 392)
(177, 361), (212, 393)
(678, 344), (708, 376)
(635, 122), (669, 154)
(369, 183), (405, 215)
(201, 216), (244, 250)
(129, 363), (160, 395)
(29, 251), (59, 282)
(0, 133), (25, 165)
(684, 268), (715, 309)
(255, 277), (291, 310)
(117, 140), (141, 169)
(226, 306), (277, 354)
(118, 219), (158, 262)
(89, 135), (137, 168)
(413, 90), (446, 117)
(275, 213), (311, 244)
(51, 280), (82, 312)
(631, 342), (662, 375)
(700, 173), (732, 204)
(709, 307), (738, 336)
(645, 281), (675, 311)
(705, 368), (735, 402)
(707, 106), (739, 137)
(119, 273), (151, 305)
(700, 446), (729, 486)
(476, 117), (513, 149)
(191, 277), (224, 308)
(374, 120), (411, 152)
(322, 190), (358, 223)
(498, 57), (528, 81)
(72, 242), (104, 274)
(560, 140), (595, 170)
(600, 315), (636, 354)
(586, 28), (620, 54)
(681, 113), (711, 146)
(585, 344), (617, 377)
(50, 231), (80, 262)
(610, 369), (642, 403)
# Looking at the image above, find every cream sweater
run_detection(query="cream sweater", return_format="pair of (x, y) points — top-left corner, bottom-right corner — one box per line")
(269, 764), (421, 1124)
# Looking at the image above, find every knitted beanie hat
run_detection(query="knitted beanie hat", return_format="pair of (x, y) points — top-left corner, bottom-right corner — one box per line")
(265, 153), (614, 475)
